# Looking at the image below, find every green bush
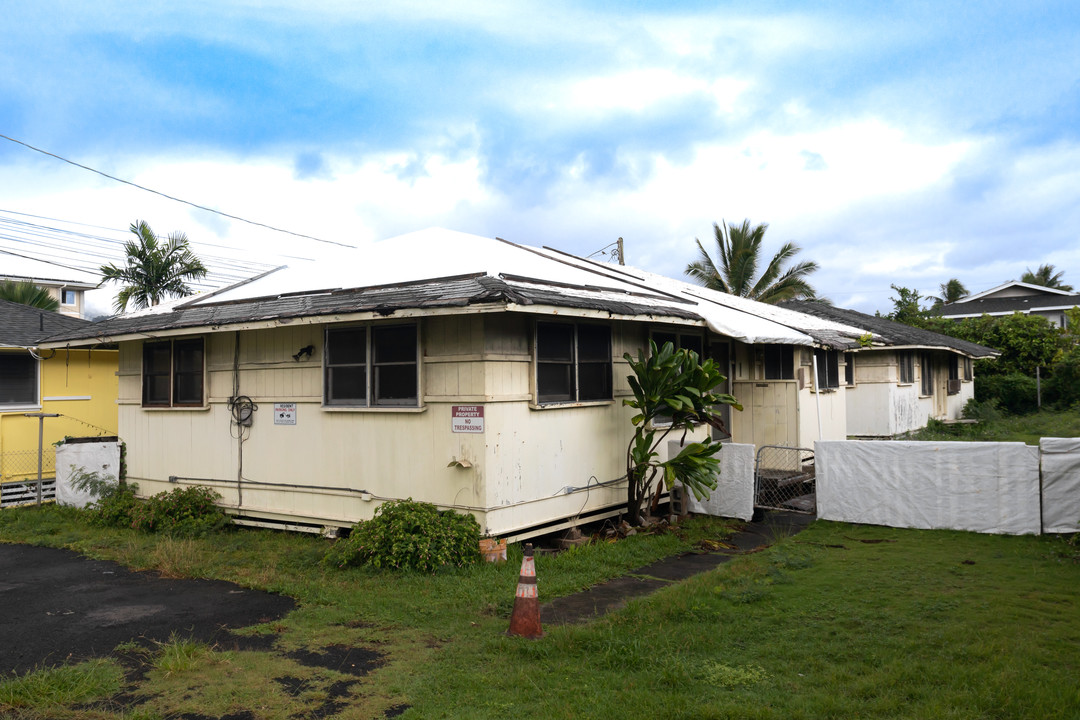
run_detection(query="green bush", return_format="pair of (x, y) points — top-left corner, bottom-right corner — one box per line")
(72, 468), (139, 529)
(129, 486), (231, 537)
(975, 373), (1039, 415)
(962, 397), (1003, 423)
(325, 499), (480, 573)
(1045, 343), (1080, 409)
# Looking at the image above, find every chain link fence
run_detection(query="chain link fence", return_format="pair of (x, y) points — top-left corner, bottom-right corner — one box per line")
(1, 449), (57, 507)
(754, 445), (816, 513)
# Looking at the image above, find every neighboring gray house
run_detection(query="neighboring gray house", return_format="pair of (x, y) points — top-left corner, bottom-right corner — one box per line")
(780, 301), (998, 438)
(938, 281), (1080, 329)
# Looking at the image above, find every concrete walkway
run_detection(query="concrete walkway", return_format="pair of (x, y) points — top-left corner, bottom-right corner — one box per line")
(540, 511), (814, 626)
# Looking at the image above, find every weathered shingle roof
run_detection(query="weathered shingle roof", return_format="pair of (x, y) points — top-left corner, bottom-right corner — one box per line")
(0, 298), (93, 347)
(938, 293), (1080, 318)
(779, 301), (999, 358)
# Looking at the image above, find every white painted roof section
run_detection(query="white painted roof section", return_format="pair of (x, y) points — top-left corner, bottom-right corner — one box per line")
(175, 227), (859, 347)
(962, 280), (1075, 302)
(535, 249), (870, 346)
(0, 252), (100, 287)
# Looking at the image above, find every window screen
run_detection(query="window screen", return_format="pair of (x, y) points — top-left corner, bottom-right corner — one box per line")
(536, 322), (612, 404)
(815, 349), (840, 389)
(0, 352), (38, 405)
(898, 351), (914, 384)
(764, 345), (795, 380)
(142, 339), (204, 407)
(920, 352), (934, 396)
(325, 324), (418, 407)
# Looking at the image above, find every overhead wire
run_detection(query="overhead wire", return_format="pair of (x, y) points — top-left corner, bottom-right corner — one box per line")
(0, 133), (356, 249)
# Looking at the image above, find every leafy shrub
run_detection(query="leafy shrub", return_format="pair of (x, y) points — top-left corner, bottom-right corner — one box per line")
(72, 468), (139, 529)
(325, 499), (480, 573)
(1045, 343), (1080, 410)
(975, 373), (1039, 415)
(129, 486), (231, 538)
(962, 398), (1003, 423)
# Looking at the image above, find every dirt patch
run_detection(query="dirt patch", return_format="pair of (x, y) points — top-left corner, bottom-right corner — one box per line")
(285, 644), (384, 677)
(0, 544), (295, 676)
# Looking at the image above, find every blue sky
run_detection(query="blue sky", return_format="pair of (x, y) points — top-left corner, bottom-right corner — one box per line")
(2, 1), (1079, 316)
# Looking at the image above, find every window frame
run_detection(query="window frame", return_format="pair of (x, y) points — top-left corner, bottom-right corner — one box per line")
(324, 322), (420, 408)
(763, 344), (795, 380)
(61, 289), (77, 305)
(814, 348), (841, 390)
(920, 352), (934, 397)
(963, 357), (973, 382)
(898, 351), (915, 385)
(534, 320), (613, 406)
(844, 353), (856, 387)
(0, 350), (40, 408)
(141, 337), (205, 408)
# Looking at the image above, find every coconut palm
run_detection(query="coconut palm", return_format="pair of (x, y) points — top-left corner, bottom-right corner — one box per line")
(1021, 264), (1073, 292)
(931, 278), (969, 307)
(99, 221), (208, 312)
(0, 280), (60, 311)
(685, 219), (822, 304)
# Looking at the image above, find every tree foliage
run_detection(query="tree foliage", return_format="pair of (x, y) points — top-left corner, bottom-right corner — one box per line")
(0, 280), (59, 311)
(931, 278), (968, 307)
(99, 220), (208, 312)
(622, 341), (742, 525)
(886, 284), (929, 326)
(685, 220), (822, 304)
(1021, 264), (1073, 292)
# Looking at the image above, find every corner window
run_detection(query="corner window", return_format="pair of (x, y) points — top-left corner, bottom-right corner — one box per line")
(0, 351), (39, 406)
(325, 324), (419, 407)
(764, 345), (795, 380)
(920, 352), (934, 396)
(536, 321), (612, 404)
(898, 351), (914, 384)
(814, 349), (840, 390)
(142, 338), (204, 407)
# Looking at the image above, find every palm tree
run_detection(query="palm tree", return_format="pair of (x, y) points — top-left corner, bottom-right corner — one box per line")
(99, 221), (208, 312)
(1021, 264), (1073, 292)
(0, 280), (60, 311)
(685, 219), (822, 304)
(930, 278), (968, 308)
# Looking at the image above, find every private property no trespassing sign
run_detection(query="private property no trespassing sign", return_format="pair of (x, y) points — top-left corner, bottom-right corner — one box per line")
(451, 405), (484, 433)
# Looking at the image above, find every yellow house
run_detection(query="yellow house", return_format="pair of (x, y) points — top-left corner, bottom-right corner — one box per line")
(0, 299), (118, 505)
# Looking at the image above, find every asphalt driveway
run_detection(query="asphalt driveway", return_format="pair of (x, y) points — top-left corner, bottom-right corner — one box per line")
(0, 543), (295, 675)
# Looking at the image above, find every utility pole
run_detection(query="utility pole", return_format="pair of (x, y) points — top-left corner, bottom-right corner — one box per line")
(616, 237), (625, 265)
(23, 413), (60, 505)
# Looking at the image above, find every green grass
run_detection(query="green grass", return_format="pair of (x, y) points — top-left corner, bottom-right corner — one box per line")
(908, 408), (1080, 444)
(1, 505), (1078, 719)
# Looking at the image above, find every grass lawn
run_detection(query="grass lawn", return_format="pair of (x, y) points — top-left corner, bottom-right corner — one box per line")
(1, 505), (1078, 719)
(907, 408), (1080, 445)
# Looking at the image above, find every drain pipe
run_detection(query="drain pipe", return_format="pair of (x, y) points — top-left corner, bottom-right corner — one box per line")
(811, 352), (823, 443)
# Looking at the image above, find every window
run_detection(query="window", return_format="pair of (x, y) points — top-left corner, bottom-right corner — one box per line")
(652, 330), (704, 358)
(814, 349), (840, 390)
(898, 351), (914, 384)
(142, 338), (204, 407)
(963, 357), (973, 382)
(844, 353), (855, 387)
(536, 322), (611, 404)
(764, 345), (795, 380)
(0, 351), (38, 406)
(325, 324), (418, 407)
(920, 352), (934, 396)
(61, 289), (77, 305)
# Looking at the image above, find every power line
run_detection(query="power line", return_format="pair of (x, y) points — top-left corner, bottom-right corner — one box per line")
(0, 133), (357, 249)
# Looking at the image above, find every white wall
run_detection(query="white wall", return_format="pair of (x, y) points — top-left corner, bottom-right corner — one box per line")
(684, 442), (755, 521)
(1041, 438), (1080, 534)
(55, 440), (122, 508)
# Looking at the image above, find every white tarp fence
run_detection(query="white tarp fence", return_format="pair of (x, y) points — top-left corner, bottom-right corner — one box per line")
(816, 441), (1041, 535)
(684, 442), (755, 521)
(55, 440), (122, 509)
(1040, 437), (1080, 534)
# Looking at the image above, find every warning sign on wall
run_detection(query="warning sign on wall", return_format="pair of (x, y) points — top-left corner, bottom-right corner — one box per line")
(274, 402), (297, 425)
(451, 405), (484, 433)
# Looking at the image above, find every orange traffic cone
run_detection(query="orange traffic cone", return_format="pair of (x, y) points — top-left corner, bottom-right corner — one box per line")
(506, 543), (543, 638)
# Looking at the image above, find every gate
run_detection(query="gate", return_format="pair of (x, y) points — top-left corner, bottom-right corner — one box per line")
(754, 445), (816, 514)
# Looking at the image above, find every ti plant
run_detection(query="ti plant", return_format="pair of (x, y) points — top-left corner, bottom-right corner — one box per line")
(623, 340), (742, 525)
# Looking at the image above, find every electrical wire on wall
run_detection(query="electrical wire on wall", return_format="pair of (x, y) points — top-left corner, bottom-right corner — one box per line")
(226, 331), (257, 508)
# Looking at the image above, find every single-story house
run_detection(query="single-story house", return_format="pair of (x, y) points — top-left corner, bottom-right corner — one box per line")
(0, 299), (118, 505)
(938, 281), (1080, 329)
(780, 301), (998, 438)
(43, 228), (892, 538)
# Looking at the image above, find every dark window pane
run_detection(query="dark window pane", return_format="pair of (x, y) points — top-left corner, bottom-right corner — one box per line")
(765, 345), (794, 380)
(845, 354), (855, 386)
(327, 328), (367, 365)
(375, 365), (417, 404)
(0, 353), (37, 404)
(174, 374), (203, 405)
(173, 340), (203, 373)
(921, 353), (934, 395)
(681, 334), (703, 358)
(144, 342), (171, 375)
(578, 362), (612, 401)
(577, 325), (610, 362)
(143, 341), (172, 405)
(537, 323), (573, 362)
(327, 366), (366, 404)
(537, 363), (572, 403)
(373, 326), (416, 363)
